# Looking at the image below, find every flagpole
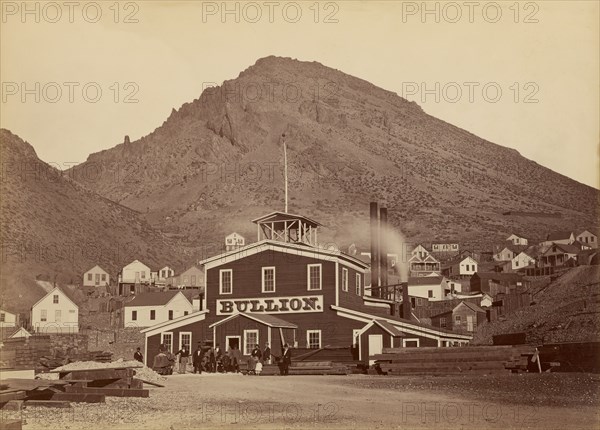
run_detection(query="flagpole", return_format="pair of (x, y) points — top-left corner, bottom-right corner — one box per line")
(283, 133), (288, 213)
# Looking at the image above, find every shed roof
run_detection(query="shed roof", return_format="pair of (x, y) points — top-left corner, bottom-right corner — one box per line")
(373, 319), (406, 337)
(546, 231), (573, 241)
(457, 301), (486, 313)
(125, 291), (183, 307)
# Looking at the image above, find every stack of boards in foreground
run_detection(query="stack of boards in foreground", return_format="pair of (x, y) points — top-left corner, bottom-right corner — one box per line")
(374, 345), (536, 376)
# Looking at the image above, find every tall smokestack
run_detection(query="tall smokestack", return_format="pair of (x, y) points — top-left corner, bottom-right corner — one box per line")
(370, 202), (379, 297)
(379, 207), (388, 293)
(402, 282), (411, 320)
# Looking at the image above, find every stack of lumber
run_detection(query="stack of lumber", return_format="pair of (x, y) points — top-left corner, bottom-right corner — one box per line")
(39, 351), (113, 369)
(50, 365), (150, 398)
(374, 345), (536, 376)
(259, 361), (348, 376)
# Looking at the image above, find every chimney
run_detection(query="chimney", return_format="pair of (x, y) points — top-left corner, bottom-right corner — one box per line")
(379, 207), (388, 291)
(370, 202), (379, 298)
(401, 282), (411, 320)
(192, 295), (203, 312)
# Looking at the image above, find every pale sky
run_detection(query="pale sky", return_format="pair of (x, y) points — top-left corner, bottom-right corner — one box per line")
(2, 1), (598, 188)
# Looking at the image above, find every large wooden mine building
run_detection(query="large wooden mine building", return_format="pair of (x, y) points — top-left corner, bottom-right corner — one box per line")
(142, 205), (470, 365)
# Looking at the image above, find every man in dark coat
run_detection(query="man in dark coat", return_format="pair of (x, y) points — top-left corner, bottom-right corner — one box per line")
(192, 342), (204, 374)
(280, 343), (292, 376)
(263, 343), (271, 364)
(134, 347), (143, 363)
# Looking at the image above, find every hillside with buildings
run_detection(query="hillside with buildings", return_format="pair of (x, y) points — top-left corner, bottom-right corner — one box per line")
(0, 129), (188, 312)
(67, 56), (599, 250)
(472, 265), (600, 344)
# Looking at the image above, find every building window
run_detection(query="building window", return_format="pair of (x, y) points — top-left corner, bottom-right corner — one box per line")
(168, 310), (173, 320)
(243, 329), (258, 355)
(41, 309), (47, 322)
(307, 330), (321, 349)
(180, 332), (192, 351)
(417, 298), (423, 306)
(440, 317), (446, 328)
(141, 271), (146, 279)
(184, 311), (188, 316)
(307, 264), (322, 291)
(455, 315), (461, 323)
(0, 313), (4, 322)
(220, 269), (233, 294)
(403, 339), (419, 347)
(101, 274), (106, 281)
(262, 267), (276, 293)
(53, 295), (59, 304)
(355, 273), (361, 295)
(132, 310), (137, 321)
(515, 261), (519, 267)
(55, 310), (61, 322)
(428, 290), (433, 298)
(341, 268), (348, 292)
(191, 275), (196, 286)
(161, 332), (173, 353)
(150, 310), (156, 320)
(87, 273), (92, 281)
(183, 276), (189, 285)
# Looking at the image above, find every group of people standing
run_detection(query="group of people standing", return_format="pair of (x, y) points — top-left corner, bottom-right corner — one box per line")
(150, 341), (293, 375)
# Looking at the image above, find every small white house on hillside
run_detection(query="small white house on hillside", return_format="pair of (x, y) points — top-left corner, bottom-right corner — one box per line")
(225, 232), (245, 251)
(124, 291), (193, 327)
(120, 260), (152, 284)
(576, 230), (598, 249)
(512, 252), (536, 270)
(83, 265), (110, 287)
(506, 234), (528, 246)
(31, 287), (79, 334)
(0, 308), (17, 328)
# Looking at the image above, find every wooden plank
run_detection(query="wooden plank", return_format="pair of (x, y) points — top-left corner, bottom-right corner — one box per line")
(49, 365), (142, 373)
(24, 400), (72, 408)
(381, 346), (517, 354)
(50, 392), (105, 403)
(64, 386), (149, 398)
(0, 391), (26, 403)
(58, 369), (135, 380)
(137, 378), (164, 388)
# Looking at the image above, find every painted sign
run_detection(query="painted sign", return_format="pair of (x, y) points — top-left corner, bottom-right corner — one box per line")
(432, 243), (459, 252)
(217, 295), (324, 315)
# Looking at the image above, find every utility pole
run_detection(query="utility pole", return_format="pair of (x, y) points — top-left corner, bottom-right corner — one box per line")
(282, 133), (288, 213)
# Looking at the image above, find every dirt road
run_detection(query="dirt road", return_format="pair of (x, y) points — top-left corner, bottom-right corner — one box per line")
(17, 373), (600, 429)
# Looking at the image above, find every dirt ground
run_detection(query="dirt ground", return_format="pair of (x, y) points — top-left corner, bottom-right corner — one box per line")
(11, 372), (600, 430)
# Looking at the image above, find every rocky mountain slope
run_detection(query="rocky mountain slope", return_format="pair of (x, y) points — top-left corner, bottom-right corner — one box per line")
(472, 266), (600, 344)
(68, 56), (598, 250)
(0, 129), (188, 312)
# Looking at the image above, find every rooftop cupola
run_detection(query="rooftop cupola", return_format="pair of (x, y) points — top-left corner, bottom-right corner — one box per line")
(252, 211), (321, 246)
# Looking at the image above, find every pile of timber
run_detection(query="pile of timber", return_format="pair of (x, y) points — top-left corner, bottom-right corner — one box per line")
(374, 345), (536, 376)
(49, 364), (153, 398)
(39, 351), (113, 369)
(259, 361), (348, 376)
(0, 363), (156, 414)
